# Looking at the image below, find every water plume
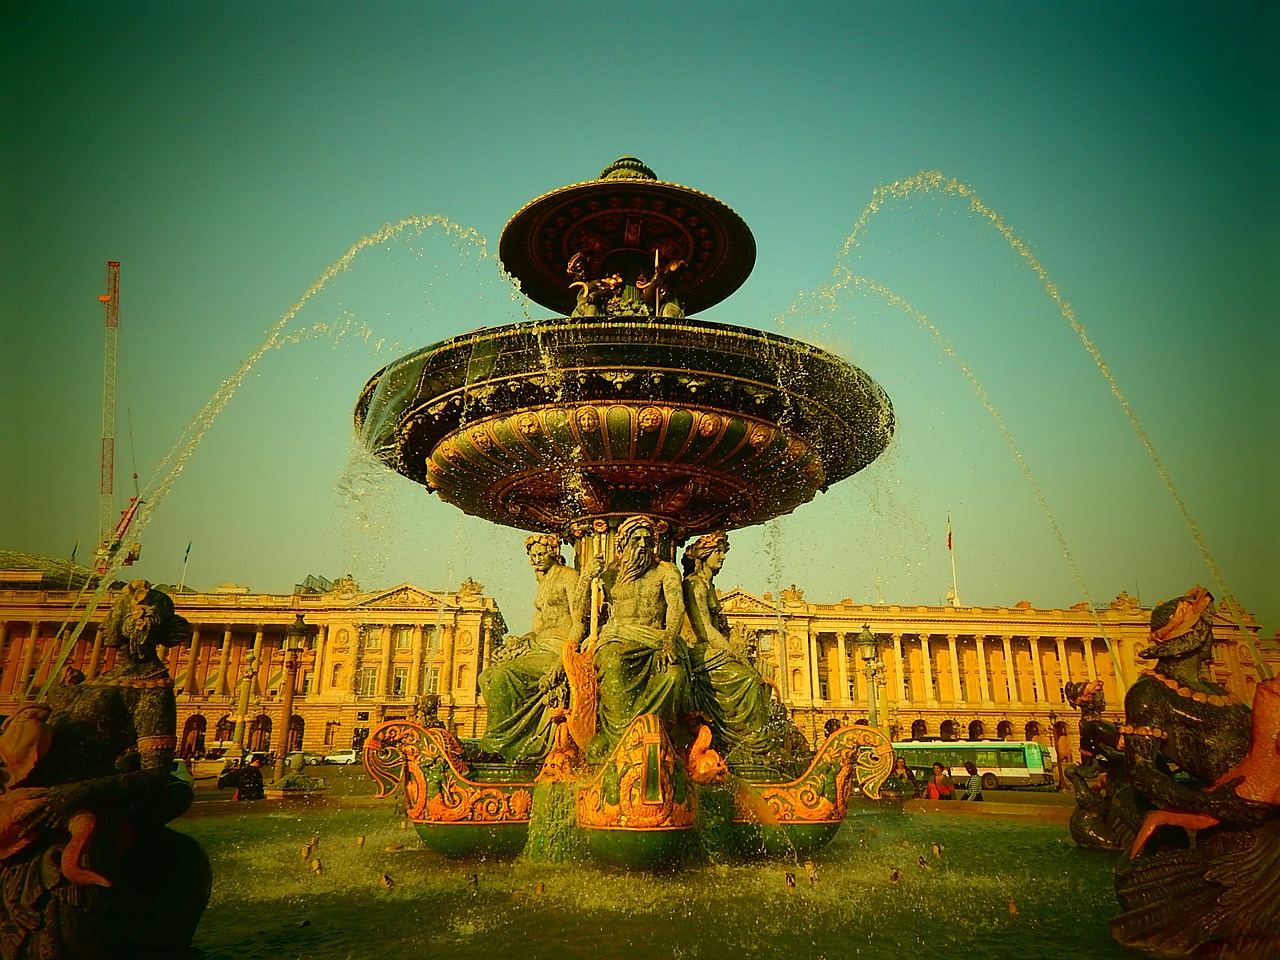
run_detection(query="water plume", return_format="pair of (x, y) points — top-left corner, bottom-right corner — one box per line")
(853, 277), (1127, 685)
(35, 215), (497, 697)
(798, 170), (1265, 675)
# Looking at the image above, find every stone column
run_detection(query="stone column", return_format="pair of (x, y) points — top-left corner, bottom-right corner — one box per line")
(974, 635), (993, 706)
(312, 625), (329, 695)
(218, 628), (234, 696)
(1083, 637), (1098, 682)
(183, 626), (202, 695)
(251, 626), (265, 696)
(0, 622), (8, 693)
(919, 635), (937, 707)
(18, 624), (39, 696)
(85, 626), (104, 680)
(892, 634), (906, 705)
(440, 623), (455, 697)
(1030, 638), (1047, 704)
(1107, 637), (1128, 690)
(409, 623), (425, 696)
(835, 632), (851, 705)
(946, 635), (962, 704)
(805, 631), (820, 703)
(1055, 637), (1071, 701)
(379, 623), (394, 696)
(1002, 635), (1021, 704)
(167, 636), (182, 678)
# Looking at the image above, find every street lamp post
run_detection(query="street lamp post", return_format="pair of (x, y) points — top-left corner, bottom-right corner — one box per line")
(228, 650), (258, 762)
(1048, 708), (1064, 790)
(273, 614), (311, 784)
(855, 624), (884, 731)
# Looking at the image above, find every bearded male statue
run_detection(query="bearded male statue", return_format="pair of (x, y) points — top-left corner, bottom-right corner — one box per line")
(579, 516), (690, 760)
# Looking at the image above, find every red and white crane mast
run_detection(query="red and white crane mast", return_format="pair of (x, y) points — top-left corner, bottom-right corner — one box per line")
(98, 261), (120, 548)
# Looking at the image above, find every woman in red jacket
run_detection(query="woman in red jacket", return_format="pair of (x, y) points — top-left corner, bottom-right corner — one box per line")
(925, 761), (955, 800)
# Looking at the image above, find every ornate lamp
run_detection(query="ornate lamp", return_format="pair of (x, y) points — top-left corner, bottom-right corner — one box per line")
(273, 614), (312, 782)
(855, 625), (883, 729)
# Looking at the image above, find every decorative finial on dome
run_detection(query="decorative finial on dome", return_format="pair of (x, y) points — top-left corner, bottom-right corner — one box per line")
(599, 157), (656, 181)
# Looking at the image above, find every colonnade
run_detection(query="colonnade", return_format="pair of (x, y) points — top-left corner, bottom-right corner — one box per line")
(786, 629), (1127, 713)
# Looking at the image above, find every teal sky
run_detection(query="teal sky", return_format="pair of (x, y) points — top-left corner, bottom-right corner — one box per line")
(4, 2), (1276, 637)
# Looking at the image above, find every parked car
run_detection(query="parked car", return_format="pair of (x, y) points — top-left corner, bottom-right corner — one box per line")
(286, 751), (323, 766)
(322, 749), (359, 765)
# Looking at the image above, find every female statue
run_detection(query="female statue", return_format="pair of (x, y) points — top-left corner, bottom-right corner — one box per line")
(1110, 586), (1279, 957)
(681, 533), (782, 765)
(477, 535), (581, 763)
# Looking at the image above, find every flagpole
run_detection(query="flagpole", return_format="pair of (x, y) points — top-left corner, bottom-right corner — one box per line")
(180, 541), (192, 592)
(947, 514), (959, 606)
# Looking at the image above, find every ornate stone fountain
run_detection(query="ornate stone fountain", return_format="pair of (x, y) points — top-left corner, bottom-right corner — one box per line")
(355, 157), (894, 548)
(356, 159), (897, 865)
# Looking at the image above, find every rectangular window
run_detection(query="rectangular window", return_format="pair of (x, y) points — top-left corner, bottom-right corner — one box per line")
(323, 721), (339, 746)
(356, 667), (378, 697)
(392, 666), (409, 697)
(426, 667), (440, 693)
(394, 626), (413, 650)
(364, 627), (381, 650)
(299, 672), (312, 695)
(818, 677), (829, 700)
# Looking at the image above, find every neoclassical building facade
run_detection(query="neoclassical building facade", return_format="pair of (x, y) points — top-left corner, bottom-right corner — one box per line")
(0, 573), (505, 757)
(717, 585), (1278, 758)
(2, 561), (1275, 765)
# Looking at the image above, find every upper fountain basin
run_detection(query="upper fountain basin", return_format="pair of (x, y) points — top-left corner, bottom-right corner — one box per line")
(355, 315), (894, 539)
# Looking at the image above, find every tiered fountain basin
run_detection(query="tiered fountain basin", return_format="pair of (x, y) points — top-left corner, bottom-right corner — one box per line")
(354, 315), (894, 537)
(363, 717), (894, 867)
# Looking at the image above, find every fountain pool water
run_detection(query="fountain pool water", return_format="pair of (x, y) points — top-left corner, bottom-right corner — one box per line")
(178, 803), (1137, 960)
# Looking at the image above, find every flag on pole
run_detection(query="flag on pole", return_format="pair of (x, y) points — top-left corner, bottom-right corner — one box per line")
(70, 539), (79, 563)
(184, 541), (192, 562)
(946, 515), (952, 551)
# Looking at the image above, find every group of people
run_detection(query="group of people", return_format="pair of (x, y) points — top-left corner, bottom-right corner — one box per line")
(890, 757), (985, 802)
(477, 516), (789, 767)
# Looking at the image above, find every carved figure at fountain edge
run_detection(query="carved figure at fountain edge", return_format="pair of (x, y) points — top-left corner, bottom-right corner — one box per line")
(682, 532), (789, 766)
(0, 581), (210, 960)
(578, 516), (691, 763)
(477, 534), (582, 763)
(1110, 586), (1280, 958)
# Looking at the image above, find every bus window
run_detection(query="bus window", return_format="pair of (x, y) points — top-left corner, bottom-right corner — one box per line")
(998, 749), (1027, 768)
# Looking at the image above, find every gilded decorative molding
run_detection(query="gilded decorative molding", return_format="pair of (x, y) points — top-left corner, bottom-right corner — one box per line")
(576, 714), (696, 831)
(734, 724), (893, 824)
(363, 720), (534, 825)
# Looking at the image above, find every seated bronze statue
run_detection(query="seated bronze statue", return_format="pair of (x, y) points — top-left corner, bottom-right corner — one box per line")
(477, 535), (582, 763)
(0, 580), (210, 960)
(681, 532), (789, 766)
(1110, 585), (1279, 958)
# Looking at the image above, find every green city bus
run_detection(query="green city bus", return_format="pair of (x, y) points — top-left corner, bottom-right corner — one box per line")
(893, 740), (1052, 790)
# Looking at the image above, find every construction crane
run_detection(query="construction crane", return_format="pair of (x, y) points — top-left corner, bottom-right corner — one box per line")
(93, 261), (141, 576)
(98, 261), (119, 546)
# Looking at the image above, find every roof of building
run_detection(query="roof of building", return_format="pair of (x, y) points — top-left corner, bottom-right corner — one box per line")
(0, 550), (95, 590)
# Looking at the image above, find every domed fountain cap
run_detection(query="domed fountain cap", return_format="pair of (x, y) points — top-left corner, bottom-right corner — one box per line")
(499, 158), (756, 316)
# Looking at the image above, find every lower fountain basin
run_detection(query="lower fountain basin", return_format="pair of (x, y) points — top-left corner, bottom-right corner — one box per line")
(362, 718), (893, 866)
